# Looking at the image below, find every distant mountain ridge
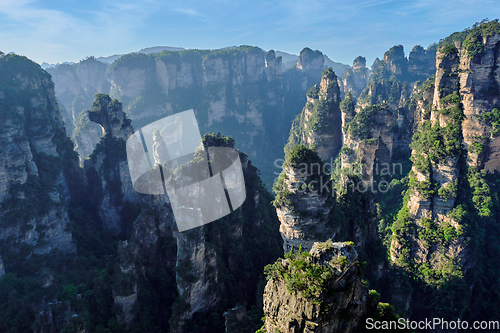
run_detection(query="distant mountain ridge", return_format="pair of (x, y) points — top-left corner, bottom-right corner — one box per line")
(41, 46), (351, 76)
(40, 46), (187, 68)
(46, 45), (351, 186)
(274, 50), (350, 74)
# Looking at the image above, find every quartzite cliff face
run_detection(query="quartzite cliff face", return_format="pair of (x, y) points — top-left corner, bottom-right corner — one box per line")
(0, 55), (78, 256)
(49, 46), (346, 186)
(263, 241), (371, 333)
(79, 101), (283, 332)
(340, 56), (369, 98)
(46, 57), (110, 135)
(287, 68), (343, 163)
(389, 30), (500, 318)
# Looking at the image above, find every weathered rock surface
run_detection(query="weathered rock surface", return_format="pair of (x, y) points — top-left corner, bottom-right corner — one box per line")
(84, 94), (137, 233)
(287, 68), (342, 163)
(263, 241), (369, 333)
(0, 55), (77, 255)
(276, 166), (334, 253)
(340, 56), (369, 97)
(389, 33), (500, 319)
(223, 305), (253, 333)
(46, 57), (110, 135)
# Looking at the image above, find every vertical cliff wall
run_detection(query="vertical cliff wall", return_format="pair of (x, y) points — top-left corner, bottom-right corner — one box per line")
(286, 68), (343, 162)
(79, 106), (283, 332)
(84, 94), (137, 234)
(105, 47), (285, 188)
(388, 22), (500, 320)
(167, 134), (283, 333)
(273, 144), (376, 255)
(0, 55), (78, 256)
(46, 57), (110, 135)
(47, 46), (348, 187)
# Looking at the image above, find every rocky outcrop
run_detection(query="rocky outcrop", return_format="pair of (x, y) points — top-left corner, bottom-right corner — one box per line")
(265, 50), (283, 80)
(339, 45), (435, 185)
(84, 94), (137, 233)
(286, 68), (342, 162)
(382, 45), (407, 75)
(0, 54), (77, 255)
(88, 94), (134, 141)
(341, 56), (369, 97)
(263, 241), (369, 333)
(105, 46), (286, 187)
(276, 163), (334, 253)
(47, 58), (110, 164)
(282, 48), (334, 158)
(408, 45), (436, 76)
(340, 94), (413, 184)
(296, 48), (325, 72)
(167, 134), (282, 332)
(274, 145), (375, 253)
(46, 57), (110, 135)
(369, 44), (435, 83)
(371, 58), (380, 73)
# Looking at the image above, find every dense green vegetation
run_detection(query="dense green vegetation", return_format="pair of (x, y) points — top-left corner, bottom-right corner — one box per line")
(273, 145), (326, 209)
(411, 92), (463, 167)
(345, 103), (391, 140)
(383, 47), (500, 321)
(439, 19), (500, 59)
(285, 68), (340, 154)
(478, 108), (500, 137)
(6, 20), (500, 331)
(264, 243), (342, 304)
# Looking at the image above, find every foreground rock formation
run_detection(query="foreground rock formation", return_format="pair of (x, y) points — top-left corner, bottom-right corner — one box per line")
(263, 241), (369, 333)
(0, 54), (78, 255)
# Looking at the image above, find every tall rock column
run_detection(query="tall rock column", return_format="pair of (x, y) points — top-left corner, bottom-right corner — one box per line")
(0, 54), (77, 255)
(286, 68), (342, 163)
(388, 37), (499, 317)
(85, 94), (137, 233)
(340, 56), (369, 97)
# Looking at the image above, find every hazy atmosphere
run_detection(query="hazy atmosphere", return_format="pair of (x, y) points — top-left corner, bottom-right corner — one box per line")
(1, 0), (499, 65)
(2, 1), (500, 332)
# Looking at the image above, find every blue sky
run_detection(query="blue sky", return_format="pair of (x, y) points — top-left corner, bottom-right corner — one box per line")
(1, 0), (499, 67)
